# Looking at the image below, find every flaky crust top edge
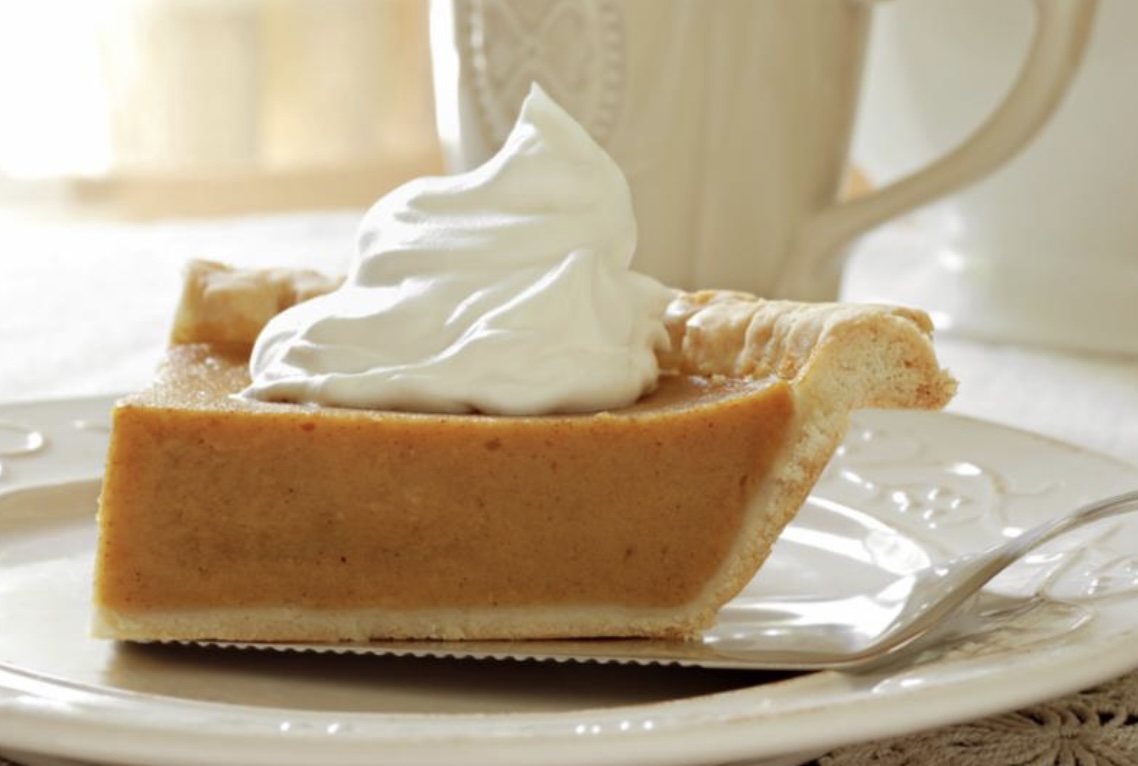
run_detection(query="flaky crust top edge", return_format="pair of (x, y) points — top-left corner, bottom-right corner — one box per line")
(170, 261), (957, 413)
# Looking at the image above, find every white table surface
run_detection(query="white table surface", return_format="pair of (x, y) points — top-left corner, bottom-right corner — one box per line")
(2, 210), (1138, 766)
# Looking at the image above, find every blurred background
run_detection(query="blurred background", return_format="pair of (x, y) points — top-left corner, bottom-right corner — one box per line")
(0, 0), (1131, 358)
(0, 0), (440, 221)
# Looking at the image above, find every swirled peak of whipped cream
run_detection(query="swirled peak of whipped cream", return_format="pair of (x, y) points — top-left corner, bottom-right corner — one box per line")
(243, 85), (674, 415)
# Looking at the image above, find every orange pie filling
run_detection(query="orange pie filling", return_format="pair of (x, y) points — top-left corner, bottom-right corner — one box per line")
(95, 342), (794, 624)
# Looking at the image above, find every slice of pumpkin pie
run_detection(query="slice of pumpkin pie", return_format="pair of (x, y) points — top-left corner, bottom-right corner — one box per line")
(93, 85), (955, 642)
(92, 260), (955, 642)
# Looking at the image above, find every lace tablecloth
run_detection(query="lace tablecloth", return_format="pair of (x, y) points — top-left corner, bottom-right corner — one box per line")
(2, 212), (1137, 766)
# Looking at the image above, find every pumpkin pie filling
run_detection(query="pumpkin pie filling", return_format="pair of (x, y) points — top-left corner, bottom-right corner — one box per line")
(96, 343), (794, 617)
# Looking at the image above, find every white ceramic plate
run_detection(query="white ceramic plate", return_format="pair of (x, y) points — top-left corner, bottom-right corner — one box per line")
(2, 396), (1138, 766)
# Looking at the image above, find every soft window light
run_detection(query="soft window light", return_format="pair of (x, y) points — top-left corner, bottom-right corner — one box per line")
(0, 1), (112, 178)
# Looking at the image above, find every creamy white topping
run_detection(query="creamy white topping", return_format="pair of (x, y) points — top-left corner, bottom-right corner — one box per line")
(244, 84), (674, 415)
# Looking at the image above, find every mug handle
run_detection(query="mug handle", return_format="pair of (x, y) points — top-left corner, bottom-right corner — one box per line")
(773, 0), (1099, 301)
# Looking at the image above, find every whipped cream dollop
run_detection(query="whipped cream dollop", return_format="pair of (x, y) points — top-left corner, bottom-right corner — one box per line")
(243, 84), (674, 415)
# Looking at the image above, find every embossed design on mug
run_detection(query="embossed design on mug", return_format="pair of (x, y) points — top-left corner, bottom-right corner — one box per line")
(0, 420), (48, 482)
(458, 0), (624, 149)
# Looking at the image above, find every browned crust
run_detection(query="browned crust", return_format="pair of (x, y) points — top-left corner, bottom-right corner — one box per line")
(171, 261), (956, 410)
(660, 289), (957, 408)
(170, 260), (342, 345)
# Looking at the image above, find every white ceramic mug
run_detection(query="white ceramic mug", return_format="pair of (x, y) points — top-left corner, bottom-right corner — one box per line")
(430, 0), (1096, 300)
(845, 0), (1134, 355)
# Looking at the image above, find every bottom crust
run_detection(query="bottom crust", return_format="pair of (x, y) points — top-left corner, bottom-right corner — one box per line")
(94, 601), (717, 643)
